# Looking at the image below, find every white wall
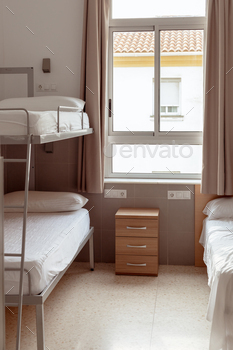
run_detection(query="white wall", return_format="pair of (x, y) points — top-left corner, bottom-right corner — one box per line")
(0, 0), (84, 99)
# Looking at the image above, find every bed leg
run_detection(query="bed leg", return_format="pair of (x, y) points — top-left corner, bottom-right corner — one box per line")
(36, 304), (45, 350)
(89, 234), (95, 271)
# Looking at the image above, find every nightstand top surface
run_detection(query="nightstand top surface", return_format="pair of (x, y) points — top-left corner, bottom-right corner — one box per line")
(115, 207), (159, 219)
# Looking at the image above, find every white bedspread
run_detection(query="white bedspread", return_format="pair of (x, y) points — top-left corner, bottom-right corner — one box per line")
(4, 209), (90, 295)
(0, 110), (89, 135)
(200, 218), (233, 350)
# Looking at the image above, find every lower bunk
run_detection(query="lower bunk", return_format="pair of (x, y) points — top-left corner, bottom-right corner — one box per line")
(4, 194), (94, 350)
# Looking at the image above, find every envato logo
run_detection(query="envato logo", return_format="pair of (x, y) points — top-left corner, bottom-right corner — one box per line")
(103, 144), (194, 159)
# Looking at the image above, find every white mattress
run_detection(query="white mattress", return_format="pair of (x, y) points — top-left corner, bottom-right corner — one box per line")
(4, 209), (90, 295)
(200, 218), (233, 350)
(0, 110), (89, 136)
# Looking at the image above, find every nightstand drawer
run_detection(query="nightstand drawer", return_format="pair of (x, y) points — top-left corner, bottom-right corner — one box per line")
(116, 237), (158, 256)
(115, 255), (158, 276)
(116, 218), (158, 238)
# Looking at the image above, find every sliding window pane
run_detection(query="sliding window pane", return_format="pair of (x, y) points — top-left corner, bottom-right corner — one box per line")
(160, 30), (204, 132)
(112, 0), (206, 19)
(113, 31), (154, 132)
(112, 144), (202, 174)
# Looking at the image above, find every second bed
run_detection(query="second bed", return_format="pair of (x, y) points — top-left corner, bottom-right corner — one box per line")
(200, 198), (233, 350)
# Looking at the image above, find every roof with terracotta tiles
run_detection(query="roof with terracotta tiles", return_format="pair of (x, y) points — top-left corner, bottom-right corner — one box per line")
(114, 30), (203, 54)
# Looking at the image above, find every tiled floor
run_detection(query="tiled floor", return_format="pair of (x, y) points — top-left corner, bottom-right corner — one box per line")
(5, 263), (211, 350)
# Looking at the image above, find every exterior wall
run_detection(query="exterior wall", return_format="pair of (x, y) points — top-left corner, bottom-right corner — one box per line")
(113, 58), (203, 132)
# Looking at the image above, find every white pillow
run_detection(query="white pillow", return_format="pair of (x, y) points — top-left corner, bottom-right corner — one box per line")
(203, 197), (233, 220)
(4, 191), (88, 213)
(0, 96), (85, 111)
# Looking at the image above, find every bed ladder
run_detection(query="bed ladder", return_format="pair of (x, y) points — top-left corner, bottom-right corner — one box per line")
(4, 135), (32, 350)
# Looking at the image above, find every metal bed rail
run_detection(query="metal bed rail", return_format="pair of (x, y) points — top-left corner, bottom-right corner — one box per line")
(57, 105), (84, 132)
(0, 106), (93, 147)
(0, 108), (30, 134)
(0, 105), (86, 137)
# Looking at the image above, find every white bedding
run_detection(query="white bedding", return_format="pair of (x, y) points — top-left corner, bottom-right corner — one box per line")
(4, 209), (90, 295)
(0, 110), (89, 136)
(200, 218), (233, 350)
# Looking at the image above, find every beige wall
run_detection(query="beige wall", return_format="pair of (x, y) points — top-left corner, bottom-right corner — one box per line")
(78, 183), (195, 265)
(0, 0), (84, 99)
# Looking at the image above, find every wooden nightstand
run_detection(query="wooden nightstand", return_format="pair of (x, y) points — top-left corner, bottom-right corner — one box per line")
(115, 208), (159, 276)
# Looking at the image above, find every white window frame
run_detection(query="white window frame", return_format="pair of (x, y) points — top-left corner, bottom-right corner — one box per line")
(105, 3), (206, 180)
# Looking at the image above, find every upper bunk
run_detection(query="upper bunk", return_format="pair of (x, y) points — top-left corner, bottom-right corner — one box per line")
(0, 67), (93, 145)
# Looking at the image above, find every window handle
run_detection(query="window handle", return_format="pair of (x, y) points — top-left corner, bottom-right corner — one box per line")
(109, 99), (112, 118)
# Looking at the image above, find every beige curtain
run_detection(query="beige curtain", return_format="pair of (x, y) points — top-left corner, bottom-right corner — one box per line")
(78, 0), (109, 193)
(202, 0), (233, 195)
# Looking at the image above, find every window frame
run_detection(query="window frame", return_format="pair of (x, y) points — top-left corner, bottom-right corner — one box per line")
(106, 7), (206, 180)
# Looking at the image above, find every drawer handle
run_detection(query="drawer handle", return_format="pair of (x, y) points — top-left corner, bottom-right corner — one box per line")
(127, 245), (147, 249)
(126, 226), (147, 230)
(127, 263), (147, 267)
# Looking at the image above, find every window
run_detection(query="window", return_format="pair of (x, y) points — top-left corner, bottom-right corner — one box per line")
(106, 1), (206, 180)
(160, 78), (181, 117)
(113, 31), (154, 132)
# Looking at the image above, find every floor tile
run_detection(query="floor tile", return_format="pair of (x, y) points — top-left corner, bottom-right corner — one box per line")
(5, 263), (211, 350)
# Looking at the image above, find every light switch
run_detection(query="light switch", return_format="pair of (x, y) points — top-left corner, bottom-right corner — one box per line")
(51, 84), (57, 91)
(183, 191), (191, 199)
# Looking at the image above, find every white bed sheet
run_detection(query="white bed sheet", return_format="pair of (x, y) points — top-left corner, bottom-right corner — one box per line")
(200, 218), (233, 350)
(0, 110), (89, 135)
(4, 209), (90, 295)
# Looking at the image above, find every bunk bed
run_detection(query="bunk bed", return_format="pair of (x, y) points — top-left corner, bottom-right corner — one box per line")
(0, 67), (94, 350)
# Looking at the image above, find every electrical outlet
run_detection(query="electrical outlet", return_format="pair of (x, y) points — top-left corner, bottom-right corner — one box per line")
(168, 191), (175, 199)
(36, 83), (57, 92)
(119, 190), (127, 198)
(104, 189), (127, 198)
(36, 83), (44, 92)
(168, 191), (191, 200)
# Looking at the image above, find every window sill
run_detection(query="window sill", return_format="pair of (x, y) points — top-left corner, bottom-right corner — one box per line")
(104, 178), (201, 185)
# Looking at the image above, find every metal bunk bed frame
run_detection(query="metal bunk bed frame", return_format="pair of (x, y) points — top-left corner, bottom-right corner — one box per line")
(0, 67), (94, 350)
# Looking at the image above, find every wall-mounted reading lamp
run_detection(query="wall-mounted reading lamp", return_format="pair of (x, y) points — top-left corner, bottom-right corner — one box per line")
(42, 58), (50, 73)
